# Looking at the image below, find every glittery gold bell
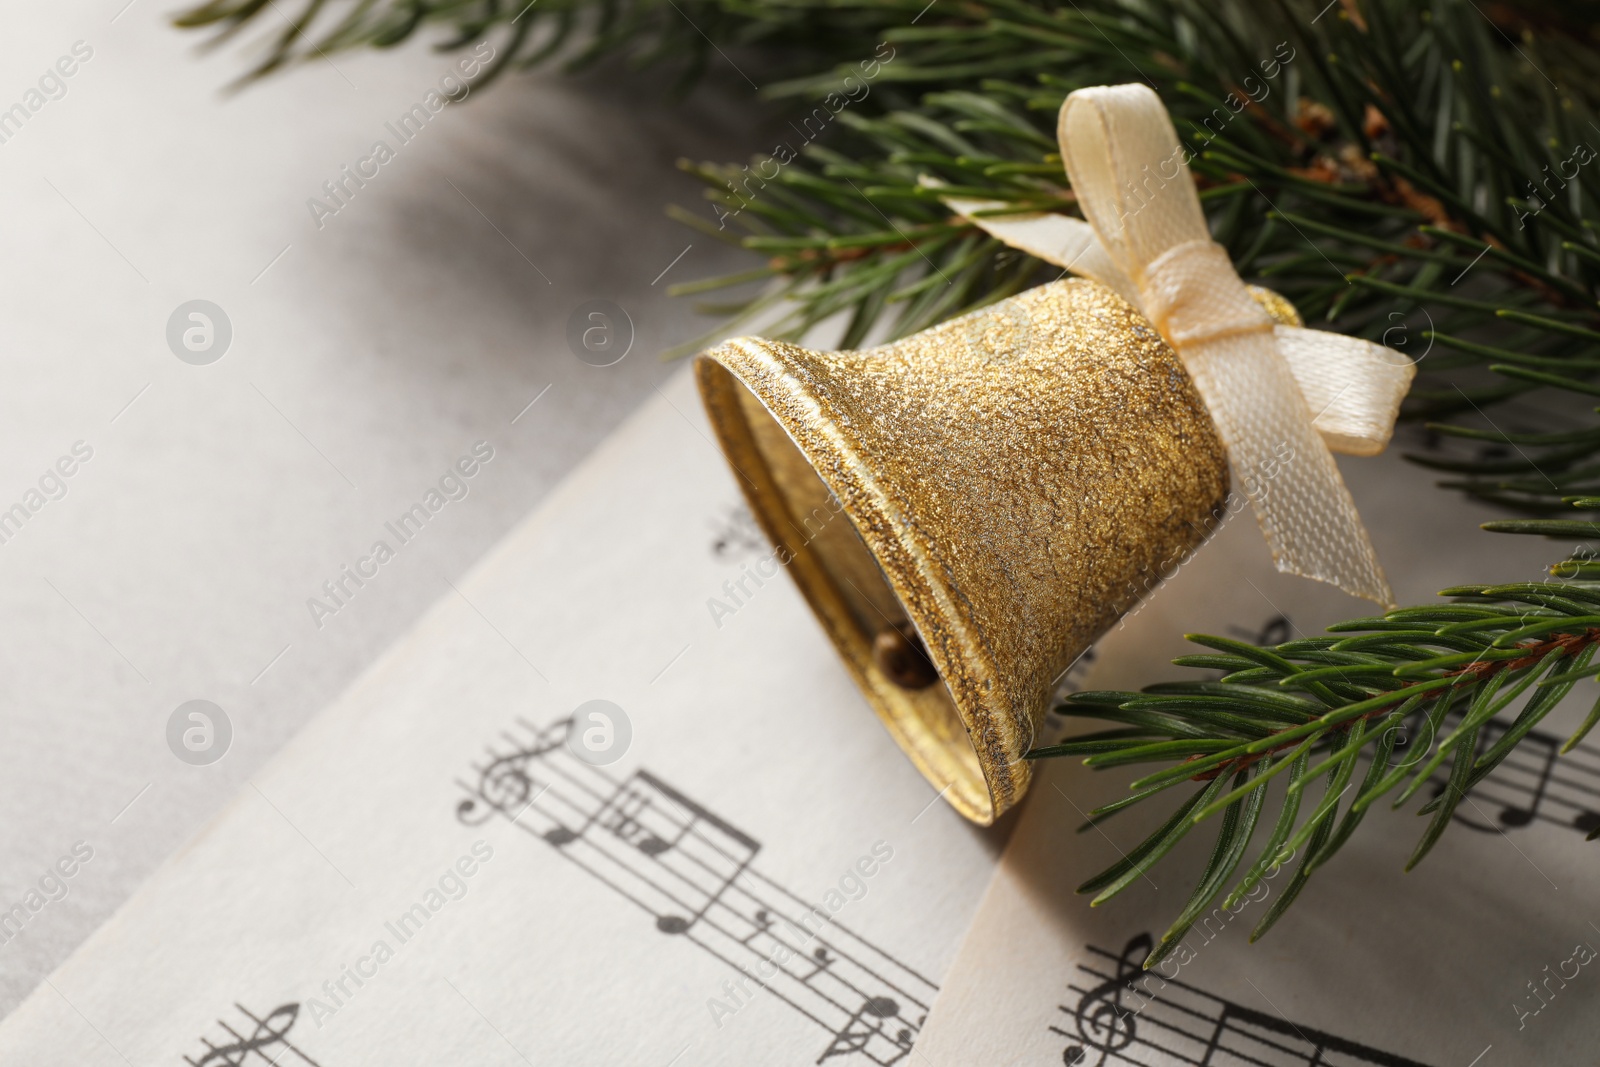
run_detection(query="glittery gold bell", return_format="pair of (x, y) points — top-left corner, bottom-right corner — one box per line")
(696, 278), (1242, 824)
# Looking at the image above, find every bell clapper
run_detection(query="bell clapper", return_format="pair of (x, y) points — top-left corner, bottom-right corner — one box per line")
(873, 627), (939, 690)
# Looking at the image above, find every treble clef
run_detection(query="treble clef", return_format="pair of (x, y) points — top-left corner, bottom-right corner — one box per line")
(456, 729), (565, 825)
(1063, 934), (1148, 1066)
(195, 1003), (299, 1067)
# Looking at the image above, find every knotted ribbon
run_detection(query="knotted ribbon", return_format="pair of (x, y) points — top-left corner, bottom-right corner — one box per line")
(939, 83), (1411, 606)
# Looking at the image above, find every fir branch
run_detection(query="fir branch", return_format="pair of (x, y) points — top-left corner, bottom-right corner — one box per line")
(664, 0), (1600, 509)
(172, 0), (910, 88)
(179, 0), (1600, 506)
(1030, 504), (1600, 967)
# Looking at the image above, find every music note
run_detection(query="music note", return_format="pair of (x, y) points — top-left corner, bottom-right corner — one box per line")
(1198, 1003), (1248, 1066)
(1055, 934), (1433, 1066)
(1061, 935), (1143, 1066)
(599, 771), (761, 937)
(802, 946), (835, 981)
(1197, 996), (1423, 1066)
(188, 1003), (321, 1067)
(600, 784), (661, 849)
(457, 715), (937, 1064)
(1412, 709), (1600, 839)
(816, 997), (906, 1064)
(1499, 753), (1553, 827)
(1228, 614), (1292, 647)
(603, 786), (673, 855)
(741, 908), (774, 945)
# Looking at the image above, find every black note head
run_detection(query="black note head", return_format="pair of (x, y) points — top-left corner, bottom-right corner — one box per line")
(864, 997), (899, 1019)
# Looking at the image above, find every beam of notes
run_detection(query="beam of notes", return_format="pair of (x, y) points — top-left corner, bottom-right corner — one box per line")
(1053, 935), (1434, 1067)
(456, 716), (935, 1065)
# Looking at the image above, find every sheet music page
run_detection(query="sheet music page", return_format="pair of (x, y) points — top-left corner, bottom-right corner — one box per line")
(0, 369), (1003, 1066)
(915, 433), (1600, 1066)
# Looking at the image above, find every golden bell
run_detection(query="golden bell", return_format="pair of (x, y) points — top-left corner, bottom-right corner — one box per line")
(695, 278), (1240, 824)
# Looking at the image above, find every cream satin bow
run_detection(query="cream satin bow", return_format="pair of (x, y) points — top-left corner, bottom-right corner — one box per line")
(938, 83), (1412, 606)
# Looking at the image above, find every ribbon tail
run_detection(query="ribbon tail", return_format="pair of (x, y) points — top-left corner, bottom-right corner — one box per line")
(935, 190), (1141, 306)
(1183, 332), (1395, 607)
(1274, 327), (1417, 458)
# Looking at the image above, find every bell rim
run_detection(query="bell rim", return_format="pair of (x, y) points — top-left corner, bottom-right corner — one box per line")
(695, 342), (1028, 826)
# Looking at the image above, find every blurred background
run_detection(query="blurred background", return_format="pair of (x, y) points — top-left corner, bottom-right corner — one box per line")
(0, 3), (770, 1014)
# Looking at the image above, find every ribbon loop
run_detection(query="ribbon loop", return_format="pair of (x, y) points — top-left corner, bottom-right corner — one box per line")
(1059, 84), (1210, 267)
(936, 82), (1414, 607)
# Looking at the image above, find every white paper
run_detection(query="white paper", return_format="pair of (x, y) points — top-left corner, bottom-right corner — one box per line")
(916, 437), (1600, 1065)
(0, 370), (1003, 1066)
